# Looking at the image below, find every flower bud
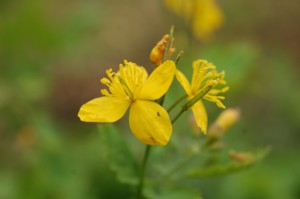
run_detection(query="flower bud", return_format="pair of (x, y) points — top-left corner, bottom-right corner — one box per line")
(215, 108), (240, 132)
(150, 34), (175, 66)
(206, 108), (240, 144)
(229, 150), (253, 163)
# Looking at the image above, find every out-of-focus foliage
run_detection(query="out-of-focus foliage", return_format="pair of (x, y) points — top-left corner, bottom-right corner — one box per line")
(1, 0), (300, 198)
(99, 125), (138, 186)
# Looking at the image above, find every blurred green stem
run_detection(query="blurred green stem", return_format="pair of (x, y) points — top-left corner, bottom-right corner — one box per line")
(171, 85), (213, 124)
(161, 155), (196, 181)
(158, 144), (215, 182)
(137, 145), (151, 199)
(167, 94), (187, 113)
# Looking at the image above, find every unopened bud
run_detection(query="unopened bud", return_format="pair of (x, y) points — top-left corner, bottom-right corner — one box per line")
(229, 150), (253, 163)
(150, 34), (175, 66)
(206, 108), (240, 144)
(215, 108), (240, 132)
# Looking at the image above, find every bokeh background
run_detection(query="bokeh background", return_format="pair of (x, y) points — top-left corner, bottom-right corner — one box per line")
(1, 0), (300, 198)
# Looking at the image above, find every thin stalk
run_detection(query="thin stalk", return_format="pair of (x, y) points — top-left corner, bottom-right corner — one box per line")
(136, 145), (151, 199)
(171, 108), (186, 124)
(171, 85), (213, 124)
(185, 85), (213, 109)
(167, 94), (187, 113)
(159, 155), (196, 181)
(158, 146), (213, 182)
(162, 25), (174, 61)
(174, 51), (184, 64)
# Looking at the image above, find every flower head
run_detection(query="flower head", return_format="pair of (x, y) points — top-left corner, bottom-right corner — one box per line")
(192, 0), (224, 41)
(176, 59), (228, 134)
(78, 60), (176, 146)
(164, 0), (223, 41)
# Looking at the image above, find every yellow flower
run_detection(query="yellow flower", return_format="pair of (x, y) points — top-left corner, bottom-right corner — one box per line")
(78, 60), (176, 146)
(164, 0), (193, 21)
(192, 0), (224, 41)
(175, 59), (228, 134)
(164, 0), (223, 41)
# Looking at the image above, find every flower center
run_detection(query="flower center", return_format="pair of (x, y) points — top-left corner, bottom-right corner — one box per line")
(117, 76), (135, 100)
(100, 60), (148, 101)
(189, 60), (229, 108)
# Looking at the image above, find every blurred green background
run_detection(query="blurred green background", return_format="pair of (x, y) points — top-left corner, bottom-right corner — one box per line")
(1, 0), (300, 198)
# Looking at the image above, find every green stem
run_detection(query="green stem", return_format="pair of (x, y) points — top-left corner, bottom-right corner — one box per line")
(171, 85), (213, 124)
(185, 85), (213, 109)
(136, 145), (151, 199)
(167, 94), (187, 113)
(171, 107), (186, 124)
(158, 145), (214, 182)
(160, 155), (196, 181)
(162, 25), (174, 61)
(174, 51), (184, 65)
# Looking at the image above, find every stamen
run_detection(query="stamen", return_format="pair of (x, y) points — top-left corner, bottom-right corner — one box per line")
(98, 60), (148, 100)
(101, 89), (110, 96)
(100, 78), (111, 85)
(118, 76), (134, 100)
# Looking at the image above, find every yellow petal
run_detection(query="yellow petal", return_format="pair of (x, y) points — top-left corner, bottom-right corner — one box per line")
(78, 97), (130, 122)
(191, 100), (208, 134)
(175, 69), (192, 95)
(129, 100), (172, 146)
(137, 60), (176, 100)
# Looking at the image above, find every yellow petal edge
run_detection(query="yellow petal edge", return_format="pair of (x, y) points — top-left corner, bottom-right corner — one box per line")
(78, 97), (130, 122)
(137, 60), (176, 100)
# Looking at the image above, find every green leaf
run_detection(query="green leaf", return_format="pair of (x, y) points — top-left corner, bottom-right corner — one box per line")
(187, 148), (270, 178)
(98, 124), (138, 185)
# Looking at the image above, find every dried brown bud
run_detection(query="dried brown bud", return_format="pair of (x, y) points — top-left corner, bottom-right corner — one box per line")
(150, 34), (175, 66)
